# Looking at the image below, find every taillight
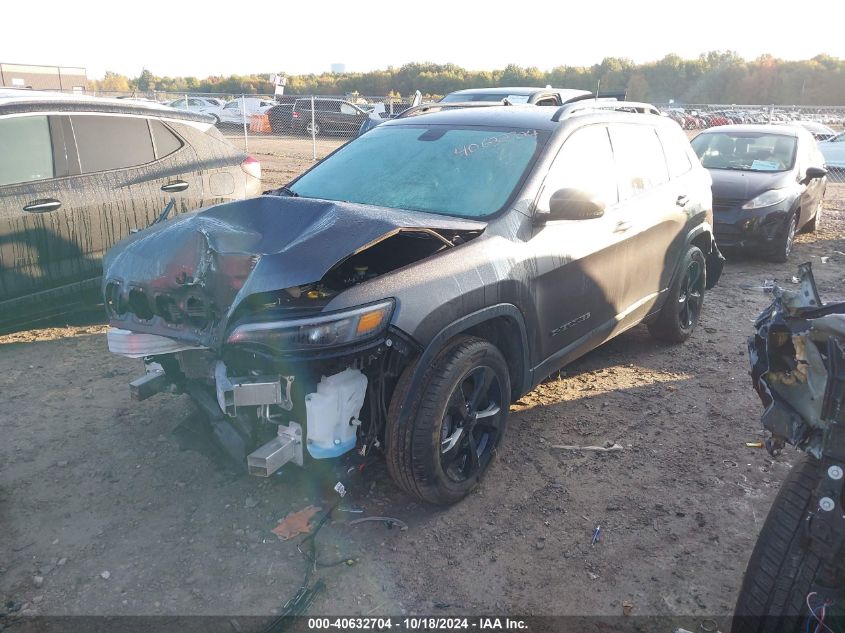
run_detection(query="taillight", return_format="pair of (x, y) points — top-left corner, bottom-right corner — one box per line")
(241, 155), (261, 180)
(292, 111), (299, 118)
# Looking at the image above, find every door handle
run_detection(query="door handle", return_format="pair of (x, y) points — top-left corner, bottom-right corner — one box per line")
(676, 195), (689, 207)
(23, 199), (62, 213)
(161, 180), (189, 193)
(614, 220), (631, 233)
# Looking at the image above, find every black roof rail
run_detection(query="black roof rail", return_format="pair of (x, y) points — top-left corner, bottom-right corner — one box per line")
(551, 100), (660, 123)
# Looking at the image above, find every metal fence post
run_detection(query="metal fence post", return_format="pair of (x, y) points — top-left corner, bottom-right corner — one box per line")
(242, 94), (249, 153)
(311, 95), (317, 161)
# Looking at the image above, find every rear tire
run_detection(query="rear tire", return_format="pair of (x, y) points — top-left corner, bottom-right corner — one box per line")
(648, 245), (706, 343)
(385, 336), (510, 505)
(731, 456), (826, 633)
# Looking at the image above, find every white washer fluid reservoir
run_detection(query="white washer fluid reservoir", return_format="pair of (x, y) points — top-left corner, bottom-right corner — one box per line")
(305, 368), (368, 458)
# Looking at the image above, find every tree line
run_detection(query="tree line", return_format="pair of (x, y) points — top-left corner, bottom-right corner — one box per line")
(91, 52), (845, 105)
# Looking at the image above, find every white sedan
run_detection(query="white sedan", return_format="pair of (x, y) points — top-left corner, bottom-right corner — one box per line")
(216, 97), (276, 127)
(166, 97), (224, 122)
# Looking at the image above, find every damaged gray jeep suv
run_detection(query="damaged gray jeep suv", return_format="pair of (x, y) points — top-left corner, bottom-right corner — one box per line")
(104, 101), (723, 504)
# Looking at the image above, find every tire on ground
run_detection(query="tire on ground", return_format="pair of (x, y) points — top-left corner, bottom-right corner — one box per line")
(767, 212), (799, 263)
(805, 199), (823, 233)
(385, 335), (510, 505)
(731, 455), (825, 633)
(648, 245), (706, 343)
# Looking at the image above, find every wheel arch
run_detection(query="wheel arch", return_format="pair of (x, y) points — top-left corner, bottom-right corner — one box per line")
(393, 304), (531, 427)
(686, 222), (724, 290)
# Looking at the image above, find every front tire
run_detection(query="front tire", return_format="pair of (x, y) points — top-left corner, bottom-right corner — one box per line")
(805, 198), (823, 233)
(385, 336), (510, 505)
(648, 245), (706, 343)
(767, 212), (798, 263)
(732, 456), (829, 633)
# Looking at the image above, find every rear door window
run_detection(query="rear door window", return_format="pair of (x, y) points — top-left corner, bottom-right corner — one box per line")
(0, 115), (55, 186)
(71, 115), (155, 173)
(318, 100), (342, 113)
(657, 127), (693, 179)
(150, 120), (183, 159)
(609, 124), (670, 200)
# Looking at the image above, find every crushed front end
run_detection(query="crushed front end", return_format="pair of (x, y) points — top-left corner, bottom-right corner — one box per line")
(748, 262), (845, 591)
(102, 195), (484, 476)
(110, 308), (417, 476)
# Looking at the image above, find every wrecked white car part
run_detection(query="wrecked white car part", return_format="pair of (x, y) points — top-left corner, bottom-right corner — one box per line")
(749, 262), (845, 456)
(743, 262), (845, 608)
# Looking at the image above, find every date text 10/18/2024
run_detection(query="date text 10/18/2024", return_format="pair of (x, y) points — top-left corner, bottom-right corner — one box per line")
(307, 617), (529, 630)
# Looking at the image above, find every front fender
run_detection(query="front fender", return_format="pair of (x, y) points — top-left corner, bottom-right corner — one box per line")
(686, 222), (724, 289)
(394, 303), (531, 427)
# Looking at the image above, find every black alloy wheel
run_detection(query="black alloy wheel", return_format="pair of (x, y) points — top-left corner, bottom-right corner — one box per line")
(678, 258), (704, 330)
(385, 336), (511, 505)
(439, 365), (504, 483)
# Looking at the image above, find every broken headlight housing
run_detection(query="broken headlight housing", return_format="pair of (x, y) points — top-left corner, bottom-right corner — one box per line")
(226, 299), (394, 352)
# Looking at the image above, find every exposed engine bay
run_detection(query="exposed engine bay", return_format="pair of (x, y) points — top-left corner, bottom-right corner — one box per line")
(748, 262), (845, 591)
(104, 196), (485, 478)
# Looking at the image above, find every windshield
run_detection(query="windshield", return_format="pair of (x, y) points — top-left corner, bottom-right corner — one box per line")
(441, 93), (531, 104)
(289, 125), (545, 218)
(691, 132), (797, 172)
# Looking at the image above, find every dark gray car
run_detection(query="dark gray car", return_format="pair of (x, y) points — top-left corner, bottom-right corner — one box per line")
(690, 124), (827, 261)
(103, 102), (723, 504)
(0, 91), (262, 330)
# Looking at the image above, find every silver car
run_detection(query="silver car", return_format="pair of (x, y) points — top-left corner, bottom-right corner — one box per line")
(819, 130), (845, 181)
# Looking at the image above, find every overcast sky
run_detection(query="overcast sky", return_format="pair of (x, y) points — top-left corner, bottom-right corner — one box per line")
(3, 0), (844, 78)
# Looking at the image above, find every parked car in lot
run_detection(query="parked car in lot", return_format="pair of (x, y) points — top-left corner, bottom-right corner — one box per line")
(265, 95), (298, 134)
(167, 97), (226, 123)
(359, 87), (601, 136)
(690, 124), (827, 261)
(103, 101), (722, 504)
(439, 86), (598, 105)
(289, 98), (374, 137)
(216, 97), (275, 128)
(0, 90), (262, 330)
(819, 130), (845, 181)
(791, 120), (837, 141)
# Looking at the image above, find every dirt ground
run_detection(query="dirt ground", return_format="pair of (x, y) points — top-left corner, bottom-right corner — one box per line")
(2, 136), (845, 631)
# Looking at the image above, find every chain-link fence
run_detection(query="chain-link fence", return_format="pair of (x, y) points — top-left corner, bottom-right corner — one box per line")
(152, 94), (845, 181)
(5, 83), (844, 180)
(97, 91), (416, 158)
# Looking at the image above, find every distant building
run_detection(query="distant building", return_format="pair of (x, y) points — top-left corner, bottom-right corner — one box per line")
(0, 63), (87, 91)
(330, 63), (346, 74)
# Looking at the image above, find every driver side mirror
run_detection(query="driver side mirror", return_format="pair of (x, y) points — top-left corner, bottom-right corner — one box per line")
(538, 188), (606, 223)
(801, 166), (828, 185)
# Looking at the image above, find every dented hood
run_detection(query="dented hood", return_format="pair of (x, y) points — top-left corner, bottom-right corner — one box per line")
(103, 195), (486, 344)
